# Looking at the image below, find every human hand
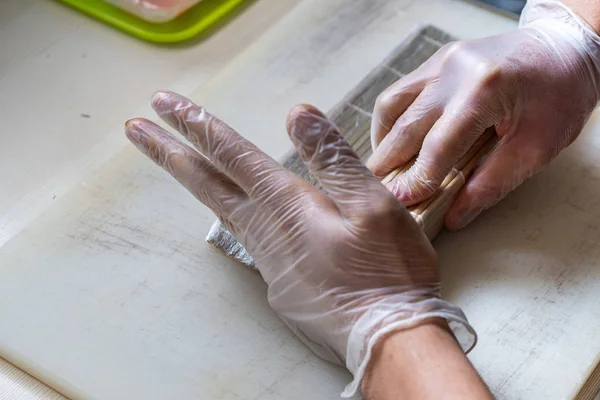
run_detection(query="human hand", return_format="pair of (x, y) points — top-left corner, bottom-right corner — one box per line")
(368, 0), (600, 229)
(125, 91), (475, 397)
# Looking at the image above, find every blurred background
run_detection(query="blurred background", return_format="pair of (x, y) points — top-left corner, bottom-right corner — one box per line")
(475, 0), (526, 14)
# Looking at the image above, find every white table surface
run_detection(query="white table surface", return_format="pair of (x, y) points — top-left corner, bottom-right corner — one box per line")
(0, 1), (522, 399)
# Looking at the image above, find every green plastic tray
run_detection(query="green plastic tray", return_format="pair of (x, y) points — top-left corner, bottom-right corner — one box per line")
(57, 0), (246, 44)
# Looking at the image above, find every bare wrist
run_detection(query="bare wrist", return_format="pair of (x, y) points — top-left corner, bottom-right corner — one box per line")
(361, 319), (452, 398)
(361, 319), (491, 400)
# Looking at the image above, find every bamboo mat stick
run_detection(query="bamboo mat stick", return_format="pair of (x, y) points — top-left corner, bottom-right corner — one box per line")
(382, 157), (415, 184)
(419, 135), (498, 223)
(406, 127), (496, 215)
(415, 134), (498, 239)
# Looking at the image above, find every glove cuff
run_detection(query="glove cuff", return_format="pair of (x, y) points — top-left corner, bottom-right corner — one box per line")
(521, 0), (600, 97)
(341, 286), (477, 398)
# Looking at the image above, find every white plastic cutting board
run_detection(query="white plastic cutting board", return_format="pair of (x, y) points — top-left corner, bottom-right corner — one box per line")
(4, 1), (587, 399)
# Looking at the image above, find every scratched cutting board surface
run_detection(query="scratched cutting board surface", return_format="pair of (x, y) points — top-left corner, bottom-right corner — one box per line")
(2, 1), (596, 399)
(186, 4), (600, 398)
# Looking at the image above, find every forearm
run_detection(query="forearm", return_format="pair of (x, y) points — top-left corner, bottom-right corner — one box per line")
(362, 319), (493, 400)
(561, 0), (600, 32)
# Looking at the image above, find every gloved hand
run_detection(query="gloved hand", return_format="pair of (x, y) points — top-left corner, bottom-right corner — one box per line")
(367, 0), (600, 230)
(125, 91), (476, 397)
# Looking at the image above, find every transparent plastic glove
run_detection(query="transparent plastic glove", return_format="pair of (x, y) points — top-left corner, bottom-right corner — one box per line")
(125, 91), (476, 397)
(368, 0), (600, 230)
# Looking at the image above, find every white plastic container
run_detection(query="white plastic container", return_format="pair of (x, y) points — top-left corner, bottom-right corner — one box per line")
(105, 0), (203, 23)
